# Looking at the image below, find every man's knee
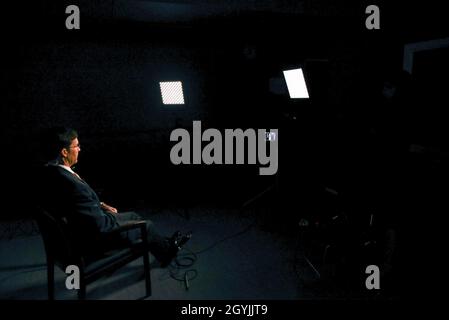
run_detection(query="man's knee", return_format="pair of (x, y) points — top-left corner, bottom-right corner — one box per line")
(145, 220), (156, 234)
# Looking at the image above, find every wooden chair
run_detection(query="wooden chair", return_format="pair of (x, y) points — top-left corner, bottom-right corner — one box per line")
(34, 207), (151, 300)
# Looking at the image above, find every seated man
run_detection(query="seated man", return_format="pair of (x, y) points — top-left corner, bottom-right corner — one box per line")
(37, 126), (191, 267)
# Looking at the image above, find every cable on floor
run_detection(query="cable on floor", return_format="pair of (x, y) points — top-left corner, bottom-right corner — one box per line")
(165, 205), (260, 290)
(168, 247), (198, 290)
(193, 221), (256, 255)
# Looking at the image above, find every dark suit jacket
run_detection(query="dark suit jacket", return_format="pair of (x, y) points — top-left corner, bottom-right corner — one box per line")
(38, 165), (119, 252)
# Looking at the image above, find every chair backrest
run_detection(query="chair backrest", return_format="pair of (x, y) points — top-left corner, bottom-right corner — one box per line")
(34, 207), (81, 268)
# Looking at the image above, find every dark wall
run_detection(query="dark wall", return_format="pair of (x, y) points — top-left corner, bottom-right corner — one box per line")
(1, 24), (288, 214)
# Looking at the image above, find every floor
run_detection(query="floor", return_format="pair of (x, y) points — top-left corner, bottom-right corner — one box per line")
(0, 204), (397, 300)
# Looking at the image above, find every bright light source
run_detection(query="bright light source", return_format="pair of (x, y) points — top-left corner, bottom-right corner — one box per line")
(159, 81), (185, 105)
(283, 68), (309, 99)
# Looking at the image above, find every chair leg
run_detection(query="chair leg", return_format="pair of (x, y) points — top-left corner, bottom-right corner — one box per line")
(47, 262), (55, 300)
(142, 252), (152, 297)
(78, 277), (86, 300)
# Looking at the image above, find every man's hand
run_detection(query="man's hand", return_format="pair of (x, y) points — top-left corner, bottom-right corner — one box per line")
(100, 202), (118, 214)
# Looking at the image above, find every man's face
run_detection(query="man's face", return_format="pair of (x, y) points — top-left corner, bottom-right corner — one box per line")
(63, 138), (81, 167)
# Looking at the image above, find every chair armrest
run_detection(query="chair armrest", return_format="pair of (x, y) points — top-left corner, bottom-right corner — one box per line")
(103, 221), (149, 246)
(105, 220), (147, 234)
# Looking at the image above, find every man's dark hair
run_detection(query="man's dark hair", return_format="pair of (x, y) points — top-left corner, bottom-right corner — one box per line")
(41, 126), (78, 161)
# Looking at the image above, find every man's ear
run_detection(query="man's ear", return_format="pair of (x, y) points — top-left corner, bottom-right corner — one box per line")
(61, 148), (68, 158)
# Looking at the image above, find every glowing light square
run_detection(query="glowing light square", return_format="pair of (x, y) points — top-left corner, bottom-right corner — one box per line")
(159, 81), (185, 105)
(283, 68), (309, 99)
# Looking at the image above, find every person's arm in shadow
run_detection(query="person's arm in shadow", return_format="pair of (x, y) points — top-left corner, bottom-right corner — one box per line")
(69, 183), (119, 233)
